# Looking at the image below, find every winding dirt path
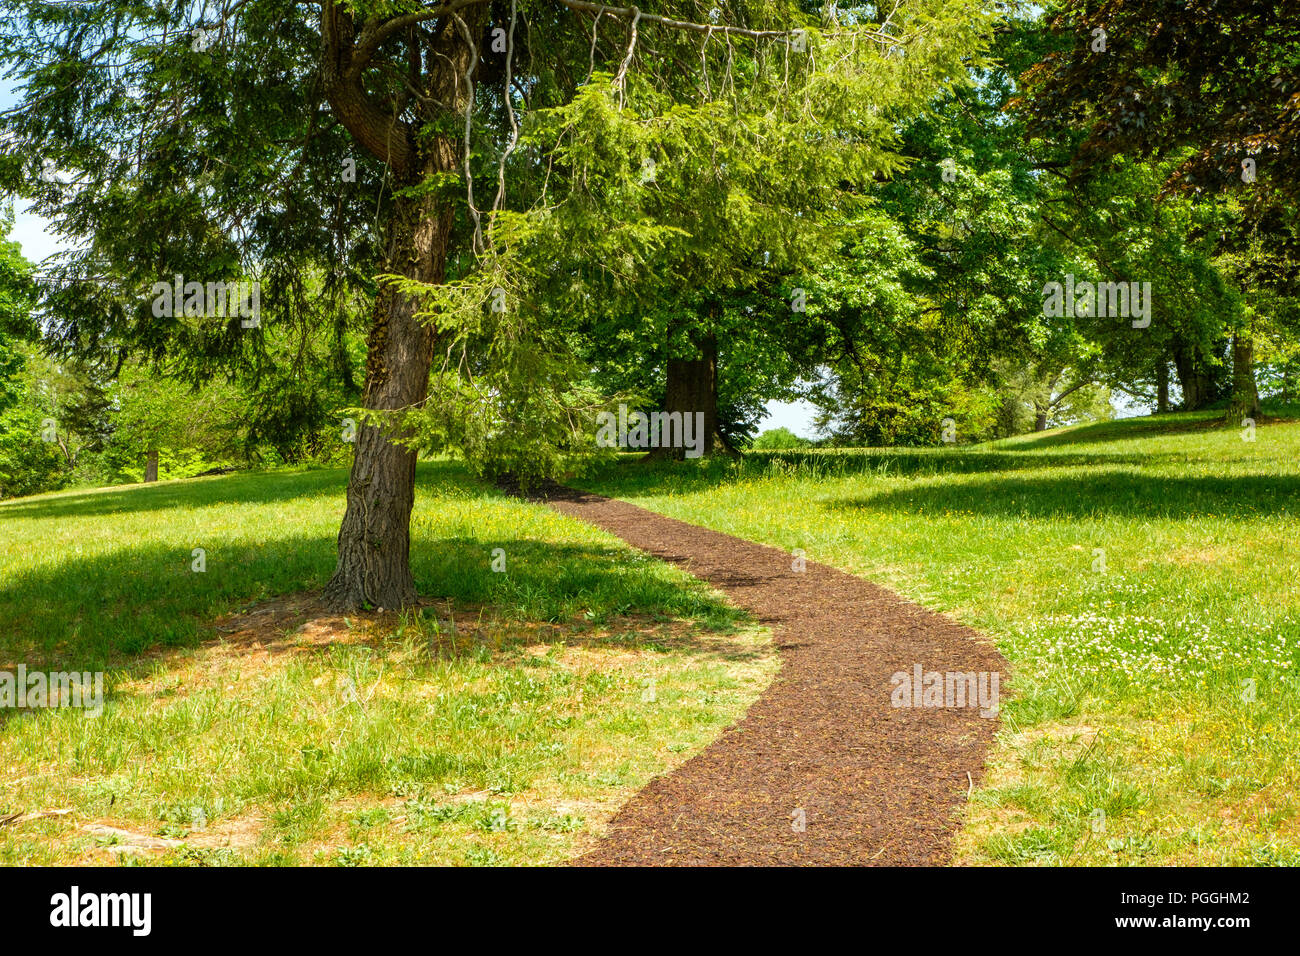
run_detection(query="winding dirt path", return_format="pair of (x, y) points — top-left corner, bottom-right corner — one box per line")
(543, 487), (1006, 866)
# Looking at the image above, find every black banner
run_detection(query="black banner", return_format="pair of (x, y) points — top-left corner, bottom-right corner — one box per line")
(0, 865), (1280, 944)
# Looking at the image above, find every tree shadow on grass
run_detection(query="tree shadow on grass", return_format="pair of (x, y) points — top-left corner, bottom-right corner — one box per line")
(747, 448), (1171, 475)
(0, 468), (351, 521)
(415, 535), (743, 631)
(988, 412), (1232, 450)
(0, 454), (748, 735)
(0, 532), (341, 672)
(0, 522), (744, 728)
(581, 448), (1179, 500)
(825, 469), (1300, 521)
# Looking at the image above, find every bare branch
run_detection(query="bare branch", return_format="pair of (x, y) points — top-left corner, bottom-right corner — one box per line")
(350, 0), (493, 76)
(563, 0), (785, 41)
(492, 0), (521, 215)
(612, 7), (642, 108)
(451, 13), (485, 254)
(588, 10), (604, 81)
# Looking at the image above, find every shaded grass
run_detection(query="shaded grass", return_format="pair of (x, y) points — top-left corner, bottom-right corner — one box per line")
(0, 461), (776, 865)
(0, 462), (741, 670)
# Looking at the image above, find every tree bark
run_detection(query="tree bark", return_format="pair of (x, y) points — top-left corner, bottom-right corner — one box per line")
(1033, 371), (1058, 431)
(1226, 332), (1262, 423)
(649, 330), (737, 459)
(1172, 340), (1216, 411)
(317, 4), (479, 611)
(322, 166), (455, 611)
(144, 449), (158, 483)
(1156, 361), (1169, 413)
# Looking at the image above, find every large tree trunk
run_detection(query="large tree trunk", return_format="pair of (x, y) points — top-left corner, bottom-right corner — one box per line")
(1033, 408), (1049, 431)
(649, 329), (737, 459)
(144, 449), (158, 483)
(1226, 332), (1262, 423)
(323, 171), (455, 611)
(1156, 361), (1170, 413)
(1172, 340), (1216, 411)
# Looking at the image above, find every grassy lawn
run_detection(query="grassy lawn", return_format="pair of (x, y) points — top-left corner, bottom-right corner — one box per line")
(0, 462), (776, 865)
(577, 410), (1300, 866)
(6, 411), (1297, 867)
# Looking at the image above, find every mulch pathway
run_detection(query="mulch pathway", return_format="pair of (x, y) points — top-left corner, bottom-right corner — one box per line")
(536, 485), (1006, 866)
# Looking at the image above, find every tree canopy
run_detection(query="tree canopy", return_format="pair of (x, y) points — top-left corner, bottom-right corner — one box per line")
(3, 1), (1298, 608)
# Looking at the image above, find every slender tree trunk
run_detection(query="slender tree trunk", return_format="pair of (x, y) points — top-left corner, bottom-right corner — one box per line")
(322, 157), (456, 611)
(1033, 372), (1058, 431)
(144, 449), (159, 482)
(649, 329), (737, 459)
(1226, 332), (1262, 423)
(1156, 361), (1170, 413)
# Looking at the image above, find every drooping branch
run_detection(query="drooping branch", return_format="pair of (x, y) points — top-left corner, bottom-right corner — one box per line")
(587, 10), (604, 81)
(346, 0), (900, 82)
(611, 6), (641, 108)
(451, 13), (485, 253)
(492, 0), (521, 215)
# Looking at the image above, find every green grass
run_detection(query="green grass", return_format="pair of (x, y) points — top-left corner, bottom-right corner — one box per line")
(8, 411), (1299, 867)
(0, 462), (744, 670)
(576, 409), (1300, 866)
(0, 461), (776, 865)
